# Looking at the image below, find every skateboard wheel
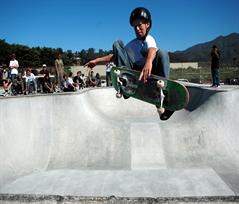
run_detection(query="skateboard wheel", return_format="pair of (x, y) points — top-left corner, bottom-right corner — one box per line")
(157, 107), (165, 115)
(114, 70), (120, 76)
(116, 92), (122, 98)
(157, 80), (164, 88)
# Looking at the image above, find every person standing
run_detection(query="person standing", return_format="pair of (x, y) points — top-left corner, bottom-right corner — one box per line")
(210, 45), (221, 87)
(9, 53), (19, 81)
(105, 62), (114, 86)
(55, 53), (64, 89)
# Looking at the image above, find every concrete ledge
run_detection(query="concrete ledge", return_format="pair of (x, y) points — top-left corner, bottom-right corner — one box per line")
(0, 194), (239, 204)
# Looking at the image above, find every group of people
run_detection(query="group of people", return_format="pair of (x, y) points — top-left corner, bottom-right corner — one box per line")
(0, 52), (103, 96)
(54, 53), (102, 91)
(1, 62), (55, 96)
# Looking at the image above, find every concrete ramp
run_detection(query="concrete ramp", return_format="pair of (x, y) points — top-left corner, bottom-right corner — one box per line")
(0, 86), (239, 203)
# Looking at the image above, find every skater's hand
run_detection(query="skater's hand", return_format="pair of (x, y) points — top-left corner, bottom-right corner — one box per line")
(139, 62), (152, 83)
(139, 47), (156, 83)
(84, 60), (97, 69)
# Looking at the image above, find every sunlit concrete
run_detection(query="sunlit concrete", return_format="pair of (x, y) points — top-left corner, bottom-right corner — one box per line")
(0, 85), (238, 202)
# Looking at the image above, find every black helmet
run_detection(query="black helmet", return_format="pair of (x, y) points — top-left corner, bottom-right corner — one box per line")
(129, 7), (152, 28)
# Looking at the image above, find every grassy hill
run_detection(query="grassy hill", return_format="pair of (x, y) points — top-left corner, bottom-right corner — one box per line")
(169, 33), (239, 66)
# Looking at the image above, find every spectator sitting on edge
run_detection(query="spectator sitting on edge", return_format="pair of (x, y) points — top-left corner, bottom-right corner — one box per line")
(2, 78), (12, 97)
(25, 68), (37, 94)
(43, 73), (54, 93)
(63, 74), (77, 92)
(39, 64), (50, 92)
(73, 71), (85, 89)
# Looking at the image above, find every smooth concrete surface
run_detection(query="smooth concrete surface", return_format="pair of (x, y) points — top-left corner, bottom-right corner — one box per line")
(0, 85), (239, 203)
(0, 169), (234, 197)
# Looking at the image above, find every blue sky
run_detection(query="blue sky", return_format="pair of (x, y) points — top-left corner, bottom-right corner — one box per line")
(0, 0), (238, 52)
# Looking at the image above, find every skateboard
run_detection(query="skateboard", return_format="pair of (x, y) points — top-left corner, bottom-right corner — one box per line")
(111, 66), (189, 114)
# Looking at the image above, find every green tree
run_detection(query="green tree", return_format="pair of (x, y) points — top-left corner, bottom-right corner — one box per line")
(87, 48), (95, 61)
(0, 39), (11, 65)
(80, 49), (87, 65)
(42, 47), (55, 66)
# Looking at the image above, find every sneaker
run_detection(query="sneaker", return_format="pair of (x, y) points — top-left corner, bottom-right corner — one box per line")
(3, 92), (9, 97)
(123, 94), (130, 99)
(157, 108), (174, 121)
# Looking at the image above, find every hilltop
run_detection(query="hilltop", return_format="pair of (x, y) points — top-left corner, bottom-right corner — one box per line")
(169, 33), (239, 65)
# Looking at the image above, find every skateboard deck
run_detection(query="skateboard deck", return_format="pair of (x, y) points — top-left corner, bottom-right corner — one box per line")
(111, 67), (189, 113)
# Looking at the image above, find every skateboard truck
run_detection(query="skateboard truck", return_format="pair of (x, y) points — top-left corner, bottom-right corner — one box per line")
(156, 80), (165, 114)
(114, 70), (136, 98)
(114, 69), (123, 98)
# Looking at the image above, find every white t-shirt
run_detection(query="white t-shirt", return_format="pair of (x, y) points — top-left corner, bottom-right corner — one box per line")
(125, 35), (157, 67)
(106, 62), (115, 72)
(25, 73), (35, 82)
(9, 59), (19, 75)
(64, 77), (74, 88)
(68, 77), (74, 84)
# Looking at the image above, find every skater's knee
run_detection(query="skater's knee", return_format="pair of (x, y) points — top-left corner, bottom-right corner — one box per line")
(157, 49), (169, 62)
(151, 49), (169, 77)
(113, 40), (124, 50)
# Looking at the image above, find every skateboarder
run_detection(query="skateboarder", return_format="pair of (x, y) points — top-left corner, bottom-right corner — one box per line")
(84, 7), (173, 120)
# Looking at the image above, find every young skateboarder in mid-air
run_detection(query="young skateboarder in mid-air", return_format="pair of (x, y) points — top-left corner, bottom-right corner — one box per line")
(84, 7), (174, 120)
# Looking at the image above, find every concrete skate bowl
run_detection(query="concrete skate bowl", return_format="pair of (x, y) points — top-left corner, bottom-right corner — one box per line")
(0, 86), (239, 204)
